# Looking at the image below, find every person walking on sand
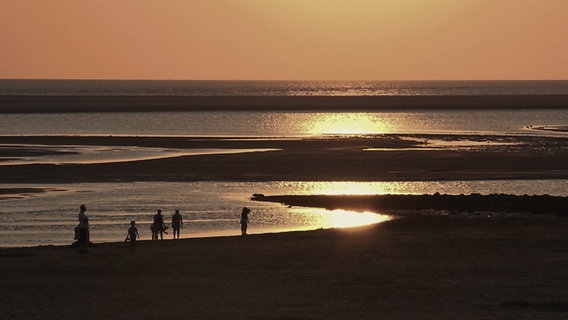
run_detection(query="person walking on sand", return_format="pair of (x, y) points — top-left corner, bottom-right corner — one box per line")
(152, 209), (167, 240)
(125, 221), (140, 254)
(77, 204), (89, 254)
(240, 207), (250, 236)
(172, 209), (183, 239)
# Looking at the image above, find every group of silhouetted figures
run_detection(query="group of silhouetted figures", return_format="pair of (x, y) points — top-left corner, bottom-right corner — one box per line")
(74, 205), (251, 254)
(149, 209), (184, 241)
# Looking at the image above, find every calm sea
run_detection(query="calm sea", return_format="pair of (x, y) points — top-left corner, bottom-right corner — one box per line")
(1, 80), (567, 247)
(2, 79), (567, 96)
(1, 79), (567, 136)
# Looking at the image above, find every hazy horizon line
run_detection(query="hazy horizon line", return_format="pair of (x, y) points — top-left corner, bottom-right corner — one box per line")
(2, 78), (568, 82)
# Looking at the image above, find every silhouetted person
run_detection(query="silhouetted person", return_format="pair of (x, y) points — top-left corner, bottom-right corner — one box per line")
(152, 209), (167, 240)
(77, 204), (89, 254)
(172, 209), (183, 239)
(125, 220), (139, 254)
(240, 207), (250, 236)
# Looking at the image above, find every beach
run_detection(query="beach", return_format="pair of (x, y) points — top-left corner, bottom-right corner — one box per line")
(1, 2), (567, 316)
(1, 215), (567, 319)
(1, 132), (568, 319)
(1, 89), (568, 319)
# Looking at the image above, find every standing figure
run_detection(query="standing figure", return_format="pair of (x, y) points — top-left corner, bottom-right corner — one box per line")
(171, 209), (183, 240)
(77, 204), (89, 254)
(152, 209), (167, 240)
(240, 207), (250, 236)
(125, 221), (140, 254)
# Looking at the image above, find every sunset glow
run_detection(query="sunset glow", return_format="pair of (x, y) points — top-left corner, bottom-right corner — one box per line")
(1, 0), (567, 80)
(318, 209), (390, 229)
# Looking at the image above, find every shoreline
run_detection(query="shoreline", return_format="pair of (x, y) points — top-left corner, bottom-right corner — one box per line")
(3, 191), (567, 249)
(2, 215), (567, 319)
(1, 94), (568, 113)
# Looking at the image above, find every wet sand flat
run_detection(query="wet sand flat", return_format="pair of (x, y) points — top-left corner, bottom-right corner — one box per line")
(1, 216), (567, 319)
(1, 134), (568, 183)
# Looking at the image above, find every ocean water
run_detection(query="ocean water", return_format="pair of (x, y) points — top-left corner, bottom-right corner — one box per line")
(1, 80), (567, 247)
(1, 109), (568, 137)
(1, 80), (567, 136)
(2, 79), (567, 96)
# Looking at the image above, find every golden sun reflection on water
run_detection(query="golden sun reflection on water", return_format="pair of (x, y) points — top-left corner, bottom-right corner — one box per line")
(306, 113), (393, 135)
(288, 181), (409, 195)
(315, 209), (391, 229)
(280, 181), (396, 230)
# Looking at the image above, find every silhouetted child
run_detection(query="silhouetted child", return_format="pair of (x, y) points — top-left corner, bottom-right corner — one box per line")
(125, 221), (139, 253)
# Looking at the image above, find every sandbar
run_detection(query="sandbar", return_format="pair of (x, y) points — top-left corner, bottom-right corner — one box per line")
(1, 133), (567, 183)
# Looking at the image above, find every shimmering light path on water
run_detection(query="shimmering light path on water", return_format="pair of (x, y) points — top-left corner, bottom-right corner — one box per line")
(1, 110), (568, 137)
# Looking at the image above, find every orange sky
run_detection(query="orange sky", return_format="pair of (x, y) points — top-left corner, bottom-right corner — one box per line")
(1, 0), (566, 80)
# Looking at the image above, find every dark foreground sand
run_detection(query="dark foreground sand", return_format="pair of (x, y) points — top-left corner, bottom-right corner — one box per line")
(1, 215), (567, 320)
